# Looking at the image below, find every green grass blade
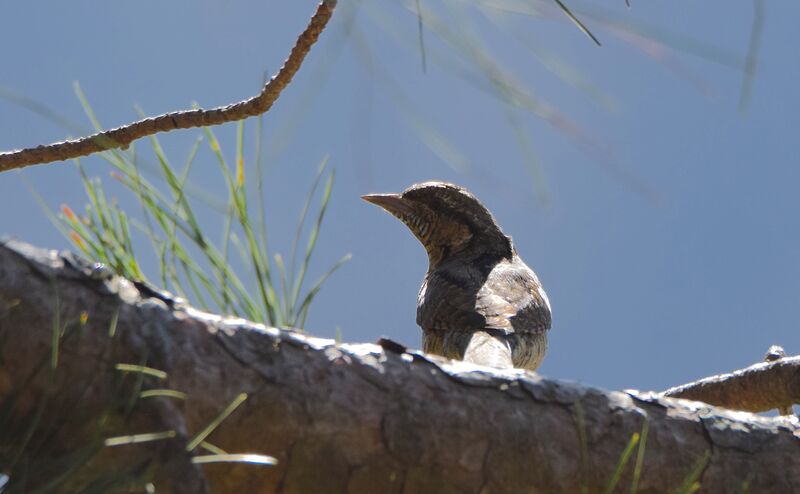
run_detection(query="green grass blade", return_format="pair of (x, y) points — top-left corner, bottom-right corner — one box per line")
(290, 168), (334, 320)
(191, 454), (277, 466)
(296, 253), (351, 329)
(23, 176), (98, 259)
(104, 431), (176, 447)
(186, 393), (248, 452)
(273, 254), (290, 323)
(630, 419), (649, 494)
(50, 283), (61, 369)
(157, 240), (170, 292)
(177, 259), (213, 310)
(229, 233), (250, 269)
(254, 107), (268, 255)
(5, 394), (49, 474)
(108, 303), (120, 337)
(604, 432), (640, 494)
(220, 202), (235, 314)
(74, 81), (135, 166)
(163, 137), (203, 295)
(202, 125), (236, 193)
(241, 218), (279, 324)
(288, 156), (328, 302)
(73, 81), (103, 131)
(675, 450), (711, 494)
(115, 209), (143, 279)
(139, 389), (188, 400)
(117, 168), (256, 313)
(114, 364), (167, 380)
(200, 441), (228, 455)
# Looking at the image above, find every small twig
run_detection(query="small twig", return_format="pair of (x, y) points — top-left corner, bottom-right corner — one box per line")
(738, 0), (765, 112)
(661, 353), (800, 413)
(415, 0), (428, 73)
(763, 345), (793, 415)
(0, 0), (337, 173)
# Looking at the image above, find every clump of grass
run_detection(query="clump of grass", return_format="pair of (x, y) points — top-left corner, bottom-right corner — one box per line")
(0, 309), (153, 493)
(42, 85), (349, 330)
(0, 307), (276, 493)
(18, 85), (341, 491)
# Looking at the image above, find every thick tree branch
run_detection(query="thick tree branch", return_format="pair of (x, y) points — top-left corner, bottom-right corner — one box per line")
(1, 238), (799, 493)
(0, 0), (337, 173)
(661, 355), (800, 414)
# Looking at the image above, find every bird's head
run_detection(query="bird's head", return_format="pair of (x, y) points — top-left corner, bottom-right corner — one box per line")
(362, 181), (512, 266)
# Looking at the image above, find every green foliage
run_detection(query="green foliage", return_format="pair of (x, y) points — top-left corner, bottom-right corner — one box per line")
(43, 86), (349, 330)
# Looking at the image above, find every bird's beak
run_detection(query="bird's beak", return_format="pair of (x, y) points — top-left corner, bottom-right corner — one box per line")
(361, 193), (413, 217)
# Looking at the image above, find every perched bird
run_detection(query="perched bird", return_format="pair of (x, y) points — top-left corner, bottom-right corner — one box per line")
(362, 182), (552, 371)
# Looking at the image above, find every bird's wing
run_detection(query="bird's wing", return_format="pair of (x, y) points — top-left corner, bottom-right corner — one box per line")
(418, 257), (551, 335)
(417, 271), (486, 331)
(475, 258), (551, 334)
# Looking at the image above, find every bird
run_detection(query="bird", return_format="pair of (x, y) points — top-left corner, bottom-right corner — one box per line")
(362, 181), (552, 371)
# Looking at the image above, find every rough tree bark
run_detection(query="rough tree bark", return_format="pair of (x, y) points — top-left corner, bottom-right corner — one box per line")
(0, 238), (798, 493)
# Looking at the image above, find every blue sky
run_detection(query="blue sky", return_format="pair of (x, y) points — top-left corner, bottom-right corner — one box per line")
(1, 1), (797, 392)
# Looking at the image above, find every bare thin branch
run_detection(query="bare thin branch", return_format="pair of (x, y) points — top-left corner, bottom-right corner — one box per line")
(0, 0), (337, 173)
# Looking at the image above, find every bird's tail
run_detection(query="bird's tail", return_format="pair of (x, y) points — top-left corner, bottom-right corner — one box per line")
(462, 331), (514, 369)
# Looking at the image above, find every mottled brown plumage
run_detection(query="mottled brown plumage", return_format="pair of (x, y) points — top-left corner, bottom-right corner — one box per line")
(362, 181), (552, 371)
